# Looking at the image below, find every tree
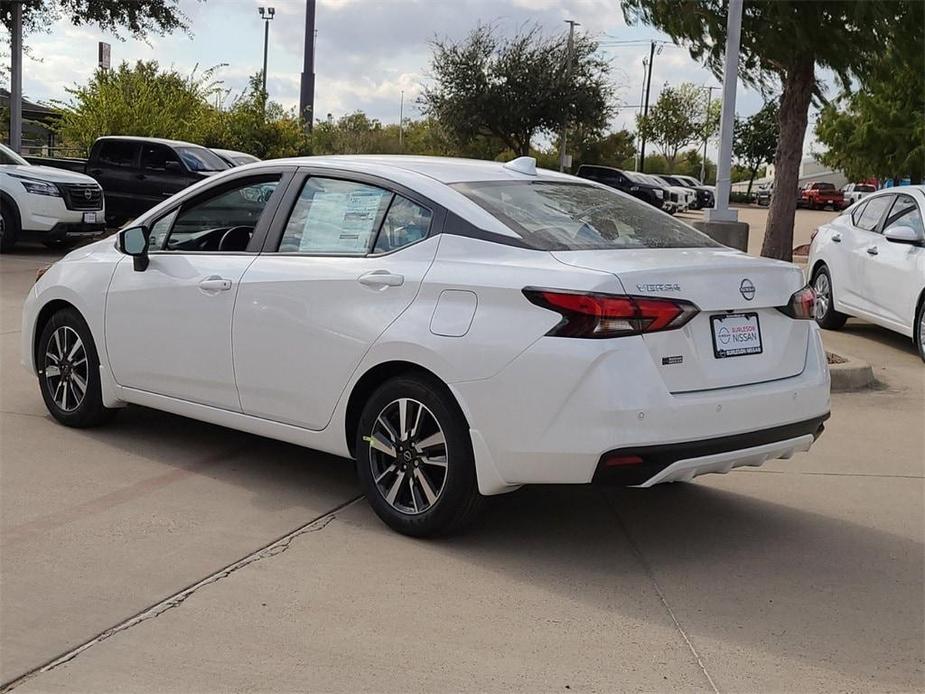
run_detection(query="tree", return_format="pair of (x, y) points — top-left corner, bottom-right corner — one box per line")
(816, 44), (924, 185)
(1, 0), (191, 38)
(622, 0), (921, 261)
(420, 24), (614, 157)
(636, 83), (710, 172)
(570, 128), (635, 170)
(733, 100), (779, 197)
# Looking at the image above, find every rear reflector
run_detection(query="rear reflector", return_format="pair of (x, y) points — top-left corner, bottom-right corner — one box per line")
(602, 454), (644, 467)
(523, 288), (699, 339)
(777, 285), (816, 320)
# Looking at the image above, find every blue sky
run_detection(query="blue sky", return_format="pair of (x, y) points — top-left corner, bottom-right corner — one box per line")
(7, 0), (819, 157)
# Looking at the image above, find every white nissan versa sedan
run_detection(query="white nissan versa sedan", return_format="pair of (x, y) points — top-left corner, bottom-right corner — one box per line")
(808, 185), (925, 361)
(22, 156), (831, 536)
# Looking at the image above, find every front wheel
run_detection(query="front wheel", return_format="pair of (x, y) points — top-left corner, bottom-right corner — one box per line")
(812, 266), (848, 330)
(37, 308), (117, 427)
(914, 298), (925, 363)
(355, 375), (484, 537)
(0, 202), (18, 252)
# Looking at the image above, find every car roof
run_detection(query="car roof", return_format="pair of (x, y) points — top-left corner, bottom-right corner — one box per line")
(95, 135), (205, 149)
(266, 155), (577, 185)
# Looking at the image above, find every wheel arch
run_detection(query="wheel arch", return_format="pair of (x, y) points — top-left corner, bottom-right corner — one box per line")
(0, 190), (22, 230)
(33, 299), (81, 370)
(344, 360), (468, 457)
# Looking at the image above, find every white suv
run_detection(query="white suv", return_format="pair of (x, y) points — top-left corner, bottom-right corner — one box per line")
(0, 143), (105, 252)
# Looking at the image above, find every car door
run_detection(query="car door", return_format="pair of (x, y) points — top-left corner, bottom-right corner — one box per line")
(89, 139), (141, 221)
(138, 143), (187, 212)
(105, 169), (291, 409)
(862, 193), (925, 332)
(839, 194), (894, 313)
(233, 170), (444, 430)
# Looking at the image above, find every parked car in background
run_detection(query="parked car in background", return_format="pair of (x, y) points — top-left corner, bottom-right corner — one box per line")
(22, 155), (830, 536)
(660, 174), (715, 210)
(575, 164), (665, 210)
(809, 186), (925, 361)
(842, 182), (877, 206)
(637, 174), (682, 214)
(212, 148), (261, 167)
(29, 136), (229, 225)
(798, 182), (846, 210)
(0, 142), (104, 252)
(654, 175), (697, 212)
(756, 183), (773, 206)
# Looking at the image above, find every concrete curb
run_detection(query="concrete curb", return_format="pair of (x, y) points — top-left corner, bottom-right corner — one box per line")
(828, 352), (877, 392)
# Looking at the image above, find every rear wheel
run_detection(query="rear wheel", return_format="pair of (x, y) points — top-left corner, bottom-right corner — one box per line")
(914, 297), (925, 363)
(0, 201), (18, 252)
(812, 265), (848, 330)
(37, 308), (116, 427)
(355, 375), (484, 537)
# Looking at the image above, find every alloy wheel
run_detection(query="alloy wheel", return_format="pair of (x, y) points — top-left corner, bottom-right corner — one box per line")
(919, 306), (925, 352)
(366, 398), (448, 515)
(44, 326), (89, 412)
(813, 272), (831, 320)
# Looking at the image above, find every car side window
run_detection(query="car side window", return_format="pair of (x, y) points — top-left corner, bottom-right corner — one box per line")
(883, 194), (925, 237)
(373, 195), (433, 253)
(148, 208), (179, 250)
(97, 141), (138, 168)
(157, 175), (281, 252)
(141, 144), (181, 172)
(854, 195), (893, 232)
(278, 177), (393, 254)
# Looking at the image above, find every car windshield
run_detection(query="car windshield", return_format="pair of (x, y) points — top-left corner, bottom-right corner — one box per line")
(176, 146), (229, 172)
(452, 181), (720, 251)
(660, 176), (682, 186)
(0, 143), (29, 166)
(641, 174), (666, 187)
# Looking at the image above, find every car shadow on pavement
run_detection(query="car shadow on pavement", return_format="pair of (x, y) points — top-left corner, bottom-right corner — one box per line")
(432, 483), (923, 689)
(839, 319), (919, 359)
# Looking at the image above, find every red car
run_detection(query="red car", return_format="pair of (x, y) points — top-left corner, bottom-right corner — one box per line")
(798, 182), (846, 210)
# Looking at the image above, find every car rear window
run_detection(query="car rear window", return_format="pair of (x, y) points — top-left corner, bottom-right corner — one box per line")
(857, 184), (876, 193)
(814, 183), (836, 190)
(452, 180), (720, 251)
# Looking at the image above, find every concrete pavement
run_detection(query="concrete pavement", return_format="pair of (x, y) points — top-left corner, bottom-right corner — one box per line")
(1, 229), (922, 693)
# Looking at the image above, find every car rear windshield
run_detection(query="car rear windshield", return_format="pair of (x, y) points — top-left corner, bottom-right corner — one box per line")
(856, 184), (876, 193)
(452, 180), (720, 251)
(176, 147), (229, 172)
(814, 183), (836, 190)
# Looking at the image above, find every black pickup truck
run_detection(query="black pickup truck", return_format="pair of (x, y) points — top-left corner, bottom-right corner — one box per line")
(28, 136), (230, 225)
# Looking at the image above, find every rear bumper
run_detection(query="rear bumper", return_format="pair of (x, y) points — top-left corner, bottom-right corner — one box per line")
(453, 327), (831, 495)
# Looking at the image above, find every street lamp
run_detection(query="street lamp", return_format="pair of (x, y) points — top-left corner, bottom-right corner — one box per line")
(258, 6), (276, 97)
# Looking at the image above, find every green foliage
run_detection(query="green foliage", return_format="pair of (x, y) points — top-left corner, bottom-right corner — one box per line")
(640, 150), (715, 183)
(731, 164), (766, 184)
(733, 100), (778, 195)
(816, 41), (925, 184)
(637, 83), (712, 171)
(420, 23), (614, 157)
(2, 0), (193, 38)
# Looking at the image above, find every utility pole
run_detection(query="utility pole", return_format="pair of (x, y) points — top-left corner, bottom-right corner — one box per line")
(299, 0), (317, 130)
(399, 90), (404, 151)
(635, 57), (648, 171)
(704, 0), (743, 223)
(638, 40), (657, 173)
(10, 0), (23, 153)
(700, 85), (720, 184)
(258, 7), (276, 99)
(558, 19), (579, 172)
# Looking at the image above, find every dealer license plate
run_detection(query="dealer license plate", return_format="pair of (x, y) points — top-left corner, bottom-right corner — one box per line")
(710, 312), (763, 358)
(82, 212), (99, 224)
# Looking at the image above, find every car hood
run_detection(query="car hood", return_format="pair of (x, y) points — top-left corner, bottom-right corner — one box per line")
(1, 164), (98, 185)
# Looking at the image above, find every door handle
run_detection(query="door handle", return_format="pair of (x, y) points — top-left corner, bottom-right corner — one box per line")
(199, 276), (233, 292)
(831, 233), (842, 242)
(358, 270), (404, 288)
(866, 246), (879, 256)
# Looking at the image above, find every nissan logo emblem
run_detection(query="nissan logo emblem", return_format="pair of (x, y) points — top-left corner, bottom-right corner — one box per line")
(83, 189), (92, 200)
(740, 279), (756, 301)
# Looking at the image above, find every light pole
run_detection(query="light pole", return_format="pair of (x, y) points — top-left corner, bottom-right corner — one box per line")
(558, 19), (580, 172)
(638, 41), (662, 173)
(9, 0), (23, 153)
(399, 90), (404, 151)
(258, 7), (276, 98)
(700, 85), (720, 184)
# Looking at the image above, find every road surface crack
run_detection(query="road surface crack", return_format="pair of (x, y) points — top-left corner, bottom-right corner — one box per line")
(0, 495), (363, 693)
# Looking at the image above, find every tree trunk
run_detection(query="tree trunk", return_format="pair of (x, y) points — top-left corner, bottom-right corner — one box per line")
(746, 166), (758, 198)
(761, 58), (815, 261)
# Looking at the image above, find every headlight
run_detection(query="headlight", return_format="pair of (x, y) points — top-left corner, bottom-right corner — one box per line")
(20, 179), (62, 197)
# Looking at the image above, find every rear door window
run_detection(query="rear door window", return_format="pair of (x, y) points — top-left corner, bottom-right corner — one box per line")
(96, 140), (138, 168)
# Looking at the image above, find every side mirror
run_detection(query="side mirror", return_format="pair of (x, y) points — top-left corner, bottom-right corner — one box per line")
(165, 160), (183, 173)
(884, 225), (924, 245)
(118, 225), (151, 271)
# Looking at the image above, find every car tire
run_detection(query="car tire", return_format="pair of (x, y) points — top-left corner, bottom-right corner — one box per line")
(0, 201), (19, 252)
(914, 296), (925, 363)
(812, 265), (848, 330)
(355, 374), (485, 537)
(37, 308), (117, 428)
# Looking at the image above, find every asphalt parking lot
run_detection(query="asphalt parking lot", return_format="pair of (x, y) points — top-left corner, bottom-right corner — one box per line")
(1, 212), (923, 693)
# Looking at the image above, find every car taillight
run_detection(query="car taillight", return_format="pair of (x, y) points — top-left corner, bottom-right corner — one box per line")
(523, 288), (699, 338)
(777, 285), (816, 320)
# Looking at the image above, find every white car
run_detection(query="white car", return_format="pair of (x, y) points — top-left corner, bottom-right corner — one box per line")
(211, 148), (261, 167)
(0, 143), (105, 252)
(22, 155), (831, 536)
(841, 183), (877, 206)
(808, 186), (925, 361)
